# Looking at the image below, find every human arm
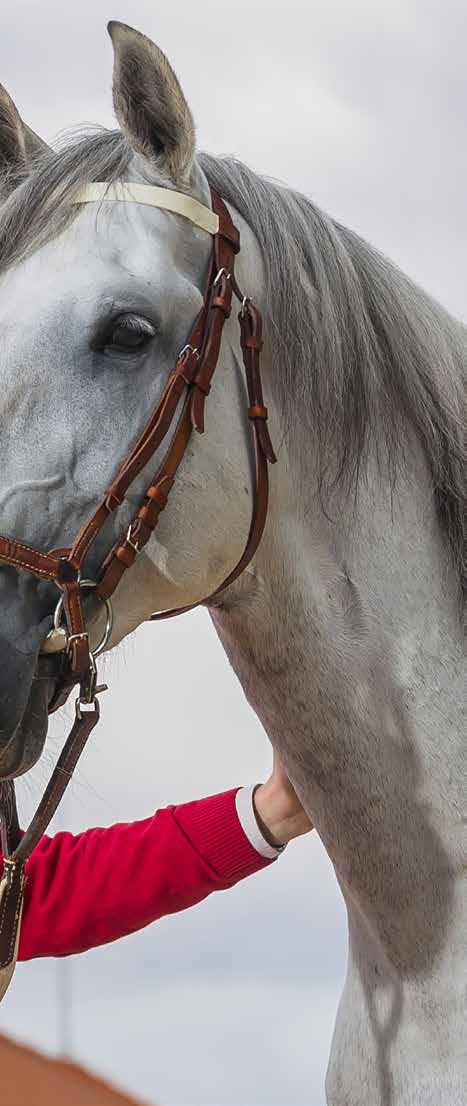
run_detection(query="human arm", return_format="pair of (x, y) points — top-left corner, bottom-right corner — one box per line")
(4, 758), (312, 961)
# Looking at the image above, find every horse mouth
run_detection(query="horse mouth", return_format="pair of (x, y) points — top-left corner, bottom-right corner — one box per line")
(0, 675), (52, 780)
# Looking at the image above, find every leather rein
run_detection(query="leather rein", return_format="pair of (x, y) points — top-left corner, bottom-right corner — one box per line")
(0, 186), (276, 997)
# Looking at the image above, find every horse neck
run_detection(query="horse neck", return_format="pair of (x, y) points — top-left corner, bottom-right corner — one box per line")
(209, 418), (465, 978)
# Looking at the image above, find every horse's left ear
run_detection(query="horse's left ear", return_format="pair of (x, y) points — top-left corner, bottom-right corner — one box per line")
(0, 84), (48, 177)
(108, 21), (196, 184)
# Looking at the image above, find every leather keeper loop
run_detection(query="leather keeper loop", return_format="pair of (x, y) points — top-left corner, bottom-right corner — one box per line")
(174, 352), (198, 385)
(115, 543), (137, 569)
(217, 215), (240, 254)
(249, 404), (268, 420)
(146, 484), (170, 506)
(105, 490), (124, 512)
(239, 302), (263, 352)
(190, 388), (205, 434)
(211, 293), (232, 317)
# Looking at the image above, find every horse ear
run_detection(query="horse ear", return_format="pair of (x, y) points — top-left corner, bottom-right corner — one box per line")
(0, 84), (48, 177)
(108, 21), (196, 183)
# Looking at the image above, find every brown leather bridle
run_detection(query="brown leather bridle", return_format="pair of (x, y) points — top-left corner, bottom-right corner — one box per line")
(0, 189), (276, 995)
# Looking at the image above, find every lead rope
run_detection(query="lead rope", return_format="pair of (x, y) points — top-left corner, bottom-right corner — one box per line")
(0, 704), (101, 1000)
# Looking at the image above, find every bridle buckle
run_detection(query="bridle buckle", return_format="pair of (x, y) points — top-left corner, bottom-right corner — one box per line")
(126, 525), (140, 556)
(75, 686), (107, 720)
(178, 343), (199, 363)
(67, 630), (89, 653)
(75, 651), (108, 718)
(213, 267), (231, 286)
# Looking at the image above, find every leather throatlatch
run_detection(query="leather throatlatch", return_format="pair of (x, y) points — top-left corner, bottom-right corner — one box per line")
(0, 188), (277, 998)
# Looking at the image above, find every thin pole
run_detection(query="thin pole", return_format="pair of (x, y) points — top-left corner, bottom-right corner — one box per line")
(56, 955), (73, 1057)
(55, 794), (73, 1058)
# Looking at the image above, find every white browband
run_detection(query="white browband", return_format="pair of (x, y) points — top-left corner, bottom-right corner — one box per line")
(74, 182), (220, 236)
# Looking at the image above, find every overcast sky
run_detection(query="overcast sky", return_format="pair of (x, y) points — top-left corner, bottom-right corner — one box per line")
(0, 2), (465, 1105)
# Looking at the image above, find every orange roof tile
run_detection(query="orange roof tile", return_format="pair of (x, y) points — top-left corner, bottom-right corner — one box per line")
(0, 1033), (154, 1106)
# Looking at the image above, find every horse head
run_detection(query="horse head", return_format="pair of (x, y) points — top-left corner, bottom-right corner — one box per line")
(0, 22), (263, 778)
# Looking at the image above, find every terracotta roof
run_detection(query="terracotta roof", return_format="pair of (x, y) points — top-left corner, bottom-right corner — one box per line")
(0, 1033), (153, 1106)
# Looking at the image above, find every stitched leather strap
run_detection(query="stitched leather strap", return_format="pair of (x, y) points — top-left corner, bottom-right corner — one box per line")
(0, 539), (68, 581)
(0, 704), (100, 991)
(149, 299), (276, 621)
(98, 196), (275, 617)
(96, 217), (241, 599)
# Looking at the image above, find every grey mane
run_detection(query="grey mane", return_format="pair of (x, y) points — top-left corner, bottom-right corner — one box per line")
(0, 129), (464, 594)
(200, 154), (465, 595)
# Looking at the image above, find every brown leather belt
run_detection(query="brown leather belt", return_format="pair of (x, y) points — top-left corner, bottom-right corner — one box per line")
(0, 189), (276, 997)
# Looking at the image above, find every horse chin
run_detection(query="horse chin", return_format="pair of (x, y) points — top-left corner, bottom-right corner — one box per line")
(0, 677), (51, 780)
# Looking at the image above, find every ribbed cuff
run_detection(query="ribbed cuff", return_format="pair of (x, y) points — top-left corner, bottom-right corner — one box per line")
(172, 789), (275, 884)
(235, 785), (285, 859)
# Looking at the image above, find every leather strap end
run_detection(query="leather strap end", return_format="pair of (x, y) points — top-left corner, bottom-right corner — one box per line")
(115, 542), (137, 569)
(97, 560), (124, 601)
(257, 420), (277, 464)
(191, 389), (206, 434)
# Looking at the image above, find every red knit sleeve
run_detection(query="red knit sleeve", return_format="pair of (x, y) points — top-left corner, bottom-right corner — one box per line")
(6, 789), (272, 961)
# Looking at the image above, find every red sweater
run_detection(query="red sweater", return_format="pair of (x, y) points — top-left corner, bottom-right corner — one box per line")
(0, 789), (272, 961)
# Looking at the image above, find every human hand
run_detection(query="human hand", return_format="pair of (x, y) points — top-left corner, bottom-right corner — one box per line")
(253, 752), (313, 847)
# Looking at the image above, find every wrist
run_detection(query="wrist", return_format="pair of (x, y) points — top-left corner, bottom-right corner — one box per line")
(253, 781), (309, 846)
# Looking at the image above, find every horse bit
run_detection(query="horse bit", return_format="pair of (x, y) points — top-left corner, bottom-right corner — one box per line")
(0, 184), (276, 998)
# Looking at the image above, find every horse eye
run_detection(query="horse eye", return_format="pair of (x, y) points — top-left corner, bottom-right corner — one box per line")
(105, 314), (156, 352)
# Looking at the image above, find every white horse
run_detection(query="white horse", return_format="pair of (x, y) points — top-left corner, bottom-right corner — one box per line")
(0, 22), (464, 1106)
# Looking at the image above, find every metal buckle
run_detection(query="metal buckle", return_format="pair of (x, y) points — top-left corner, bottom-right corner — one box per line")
(178, 344), (199, 362)
(75, 686), (107, 719)
(214, 267), (231, 286)
(75, 652), (108, 718)
(126, 525), (140, 556)
(66, 631), (89, 651)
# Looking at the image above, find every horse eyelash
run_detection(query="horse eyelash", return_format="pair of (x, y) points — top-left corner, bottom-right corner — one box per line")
(90, 312), (157, 351)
